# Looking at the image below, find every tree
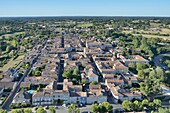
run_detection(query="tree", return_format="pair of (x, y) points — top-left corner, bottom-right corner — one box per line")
(68, 104), (80, 113)
(49, 106), (55, 113)
(6, 45), (13, 53)
(99, 102), (113, 113)
(122, 100), (132, 111)
(62, 71), (72, 78)
(73, 68), (79, 76)
(128, 63), (137, 73)
(138, 70), (145, 79)
(155, 67), (164, 81)
(153, 99), (162, 109)
(132, 100), (141, 111)
(36, 107), (46, 113)
(33, 69), (41, 76)
(132, 38), (139, 48)
(90, 81), (98, 85)
(24, 108), (32, 113)
(136, 63), (147, 71)
(62, 67), (73, 79)
(0, 109), (7, 113)
(140, 82), (150, 96)
(142, 99), (149, 108)
(92, 104), (99, 113)
(10, 109), (21, 113)
(156, 107), (170, 113)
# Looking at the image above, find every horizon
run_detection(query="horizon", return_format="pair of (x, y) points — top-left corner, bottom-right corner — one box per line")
(0, 0), (170, 17)
(0, 15), (170, 18)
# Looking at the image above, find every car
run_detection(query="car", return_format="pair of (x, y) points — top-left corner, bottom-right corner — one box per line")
(62, 104), (67, 107)
(33, 107), (38, 111)
(55, 106), (58, 109)
(45, 106), (49, 109)
(78, 103), (83, 107)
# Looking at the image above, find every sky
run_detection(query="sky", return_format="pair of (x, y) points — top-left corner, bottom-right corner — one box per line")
(0, 0), (170, 17)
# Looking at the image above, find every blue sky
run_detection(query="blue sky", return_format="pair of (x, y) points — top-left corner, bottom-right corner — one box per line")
(0, 0), (170, 17)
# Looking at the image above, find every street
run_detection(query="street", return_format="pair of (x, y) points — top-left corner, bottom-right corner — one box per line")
(153, 52), (170, 70)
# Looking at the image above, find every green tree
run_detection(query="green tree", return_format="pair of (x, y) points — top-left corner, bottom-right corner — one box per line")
(90, 81), (98, 85)
(33, 69), (41, 76)
(62, 71), (72, 78)
(6, 45), (13, 53)
(73, 68), (79, 76)
(140, 82), (150, 96)
(36, 107), (46, 113)
(10, 109), (21, 113)
(49, 106), (55, 113)
(138, 70), (145, 79)
(92, 104), (99, 113)
(99, 102), (113, 113)
(0, 109), (7, 113)
(122, 100), (132, 111)
(62, 67), (73, 79)
(142, 99), (149, 108)
(24, 108), (32, 113)
(153, 99), (162, 109)
(68, 104), (80, 113)
(156, 107), (170, 113)
(136, 63), (147, 71)
(132, 100), (141, 111)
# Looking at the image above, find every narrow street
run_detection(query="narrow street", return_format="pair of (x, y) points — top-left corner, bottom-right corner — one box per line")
(1, 39), (47, 111)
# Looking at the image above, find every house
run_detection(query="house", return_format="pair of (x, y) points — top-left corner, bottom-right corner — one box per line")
(12, 91), (31, 104)
(88, 72), (98, 82)
(24, 76), (55, 85)
(53, 90), (70, 104)
(113, 60), (128, 74)
(108, 83), (142, 102)
(0, 82), (15, 97)
(120, 55), (149, 66)
(69, 92), (87, 104)
(2, 68), (19, 81)
(105, 75), (124, 86)
(87, 84), (107, 104)
(32, 89), (53, 105)
(87, 90), (107, 104)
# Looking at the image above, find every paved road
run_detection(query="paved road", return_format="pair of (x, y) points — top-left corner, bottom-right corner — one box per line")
(1, 54), (40, 110)
(55, 104), (122, 113)
(2, 39), (47, 110)
(153, 52), (170, 70)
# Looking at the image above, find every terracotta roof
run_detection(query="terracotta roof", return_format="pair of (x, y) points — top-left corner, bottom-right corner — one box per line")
(0, 82), (15, 89)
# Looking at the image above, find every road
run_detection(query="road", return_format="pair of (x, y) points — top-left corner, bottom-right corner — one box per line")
(153, 52), (170, 70)
(1, 54), (40, 110)
(1, 39), (47, 110)
(54, 104), (122, 113)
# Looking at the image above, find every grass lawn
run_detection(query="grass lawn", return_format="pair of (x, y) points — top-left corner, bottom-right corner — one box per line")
(77, 23), (93, 27)
(2, 55), (24, 72)
(123, 30), (170, 40)
(134, 34), (170, 40)
(0, 32), (24, 39)
(150, 23), (161, 27)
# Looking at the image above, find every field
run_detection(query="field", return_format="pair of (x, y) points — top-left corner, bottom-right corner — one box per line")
(77, 23), (93, 27)
(2, 55), (24, 72)
(0, 32), (24, 39)
(134, 34), (170, 40)
(123, 28), (170, 40)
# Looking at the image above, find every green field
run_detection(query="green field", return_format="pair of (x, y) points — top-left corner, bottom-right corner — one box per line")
(133, 34), (170, 40)
(77, 23), (93, 27)
(2, 55), (24, 72)
(0, 32), (24, 39)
